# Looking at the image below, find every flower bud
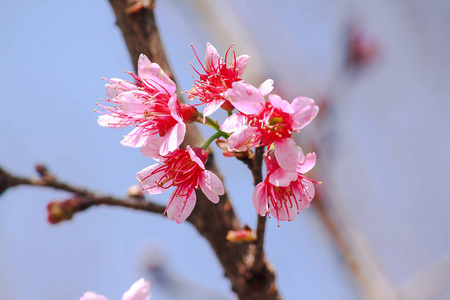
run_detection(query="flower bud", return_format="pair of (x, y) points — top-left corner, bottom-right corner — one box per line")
(127, 184), (145, 199)
(226, 228), (256, 243)
(180, 105), (199, 124)
(47, 196), (92, 224)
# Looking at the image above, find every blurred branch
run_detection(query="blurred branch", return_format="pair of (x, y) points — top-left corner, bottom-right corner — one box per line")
(399, 252), (450, 300)
(0, 165), (166, 214)
(107, 1), (279, 299)
(313, 190), (398, 300)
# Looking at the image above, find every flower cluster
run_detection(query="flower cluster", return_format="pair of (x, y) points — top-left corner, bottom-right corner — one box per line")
(97, 43), (318, 223)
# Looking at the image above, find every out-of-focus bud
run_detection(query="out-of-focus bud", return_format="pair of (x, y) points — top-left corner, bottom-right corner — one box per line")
(35, 164), (50, 178)
(127, 184), (145, 199)
(216, 139), (253, 160)
(226, 228), (256, 243)
(345, 26), (379, 72)
(47, 196), (92, 224)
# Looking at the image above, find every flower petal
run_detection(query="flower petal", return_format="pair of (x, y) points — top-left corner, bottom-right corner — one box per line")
(274, 138), (303, 172)
(203, 99), (225, 117)
(225, 82), (265, 115)
(220, 113), (247, 133)
(186, 145), (205, 169)
(258, 79), (274, 96)
(230, 54), (250, 76)
(121, 127), (155, 148)
(227, 127), (257, 151)
(205, 43), (222, 72)
(168, 94), (183, 123)
(252, 182), (268, 216)
(97, 115), (127, 128)
(80, 292), (108, 300)
(199, 170), (224, 203)
(118, 90), (150, 117)
(138, 54), (176, 95)
(297, 152), (316, 174)
(268, 167), (298, 187)
(105, 78), (137, 98)
(136, 164), (167, 194)
(160, 122), (185, 155)
(269, 197), (298, 222)
(140, 137), (165, 160)
(166, 189), (196, 224)
(122, 278), (151, 300)
(268, 94), (294, 113)
(290, 97), (319, 130)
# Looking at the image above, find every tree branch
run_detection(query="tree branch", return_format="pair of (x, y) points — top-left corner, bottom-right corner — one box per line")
(0, 165), (166, 215)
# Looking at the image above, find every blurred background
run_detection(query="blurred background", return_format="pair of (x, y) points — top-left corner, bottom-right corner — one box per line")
(1, 0), (449, 299)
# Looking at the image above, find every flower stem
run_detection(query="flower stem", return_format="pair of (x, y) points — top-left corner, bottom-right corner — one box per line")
(202, 131), (227, 150)
(196, 113), (221, 131)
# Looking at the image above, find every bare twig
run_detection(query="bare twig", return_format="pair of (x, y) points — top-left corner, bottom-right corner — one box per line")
(0, 166), (166, 215)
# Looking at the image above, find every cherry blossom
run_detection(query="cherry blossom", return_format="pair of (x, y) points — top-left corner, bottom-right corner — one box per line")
(187, 43), (250, 117)
(252, 149), (317, 222)
(137, 146), (224, 223)
(97, 54), (198, 155)
(80, 278), (151, 300)
(221, 82), (318, 170)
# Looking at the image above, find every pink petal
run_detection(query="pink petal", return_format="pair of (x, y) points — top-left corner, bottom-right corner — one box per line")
(297, 152), (316, 174)
(97, 115), (127, 128)
(80, 292), (108, 300)
(290, 97), (319, 130)
(138, 54), (176, 95)
(205, 43), (222, 72)
(252, 182), (268, 216)
(168, 95), (183, 123)
(225, 82), (265, 115)
(166, 189), (196, 224)
(269, 197), (298, 222)
(120, 127), (155, 148)
(140, 137), (165, 160)
(160, 123), (185, 155)
(122, 278), (151, 300)
(136, 164), (167, 194)
(186, 145), (205, 169)
(268, 167), (298, 187)
(300, 179), (315, 204)
(220, 113), (247, 133)
(258, 79), (274, 96)
(203, 99), (225, 117)
(274, 138), (303, 172)
(227, 127), (257, 151)
(118, 91), (150, 117)
(268, 94), (294, 114)
(199, 170), (224, 204)
(230, 54), (250, 76)
(105, 78), (137, 98)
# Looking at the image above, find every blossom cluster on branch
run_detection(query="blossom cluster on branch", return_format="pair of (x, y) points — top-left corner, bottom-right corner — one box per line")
(96, 43), (319, 224)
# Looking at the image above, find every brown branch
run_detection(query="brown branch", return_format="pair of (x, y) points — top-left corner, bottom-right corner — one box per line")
(0, 166), (166, 215)
(107, 1), (280, 299)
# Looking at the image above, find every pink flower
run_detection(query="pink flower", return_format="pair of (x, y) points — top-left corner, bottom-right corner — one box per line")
(80, 278), (151, 300)
(187, 43), (250, 117)
(97, 54), (198, 155)
(137, 146), (224, 223)
(252, 149), (317, 222)
(221, 82), (318, 170)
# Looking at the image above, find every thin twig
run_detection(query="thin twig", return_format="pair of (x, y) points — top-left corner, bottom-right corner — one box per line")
(0, 166), (166, 214)
(250, 146), (266, 271)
